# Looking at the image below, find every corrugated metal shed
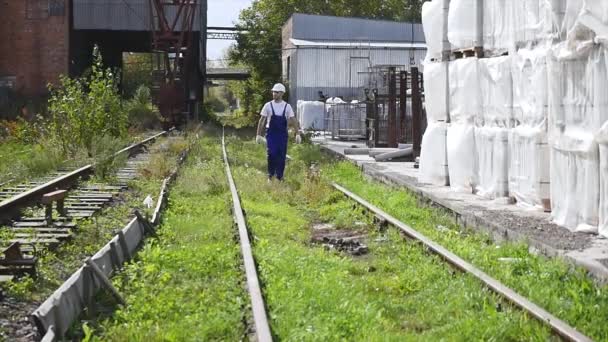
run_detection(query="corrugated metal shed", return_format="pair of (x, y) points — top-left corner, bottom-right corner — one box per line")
(291, 13), (425, 43)
(73, 0), (203, 31)
(289, 47), (427, 103)
(283, 14), (427, 107)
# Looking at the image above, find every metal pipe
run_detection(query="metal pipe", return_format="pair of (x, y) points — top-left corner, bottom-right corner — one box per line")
(344, 148), (371, 155)
(332, 183), (592, 342)
(368, 148), (401, 157)
(373, 148), (414, 162)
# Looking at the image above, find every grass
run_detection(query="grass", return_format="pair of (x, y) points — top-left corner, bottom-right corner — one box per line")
(91, 133), (608, 341)
(224, 136), (558, 340)
(325, 161), (608, 341)
(0, 135), (189, 304)
(93, 137), (247, 341)
(0, 140), (63, 184)
(0, 131), (155, 186)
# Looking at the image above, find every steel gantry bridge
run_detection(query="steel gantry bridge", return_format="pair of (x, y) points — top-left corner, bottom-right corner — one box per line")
(207, 26), (240, 40)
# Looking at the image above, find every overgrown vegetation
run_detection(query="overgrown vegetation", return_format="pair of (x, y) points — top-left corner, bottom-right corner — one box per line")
(75, 134), (608, 340)
(0, 47), (162, 184)
(125, 85), (161, 130)
(326, 161), (608, 340)
(93, 137), (247, 340)
(0, 135), (191, 341)
(226, 137), (553, 340)
(48, 47), (127, 156)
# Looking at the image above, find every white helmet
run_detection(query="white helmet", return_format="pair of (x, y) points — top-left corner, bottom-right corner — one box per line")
(271, 83), (286, 93)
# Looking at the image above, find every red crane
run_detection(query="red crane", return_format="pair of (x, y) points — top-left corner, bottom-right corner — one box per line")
(149, 0), (199, 127)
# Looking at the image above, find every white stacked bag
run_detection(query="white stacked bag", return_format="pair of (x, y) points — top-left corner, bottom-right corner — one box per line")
(548, 44), (608, 233)
(599, 122), (608, 236)
(419, 62), (449, 186)
(447, 0), (481, 49)
(477, 56), (512, 199)
(420, 0), (608, 237)
(509, 45), (551, 209)
(447, 58), (479, 193)
(296, 100), (326, 131)
(419, 0), (450, 186)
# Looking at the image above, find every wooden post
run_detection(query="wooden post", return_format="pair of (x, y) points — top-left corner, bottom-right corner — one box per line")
(388, 67), (397, 148)
(399, 71), (408, 143)
(411, 67), (422, 158)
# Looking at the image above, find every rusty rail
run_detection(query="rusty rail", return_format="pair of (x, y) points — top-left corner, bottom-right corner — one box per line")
(221, 129), (273, 342)
(0, 130), (171, 223)
(332, 182), (592, 342)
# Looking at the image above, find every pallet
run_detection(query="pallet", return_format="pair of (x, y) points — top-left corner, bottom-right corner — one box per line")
(452, 47), (484, 59)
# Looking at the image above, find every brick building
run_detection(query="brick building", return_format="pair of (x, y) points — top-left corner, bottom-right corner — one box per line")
(0, 0), (70, 96)
(0, 0), (207, 107)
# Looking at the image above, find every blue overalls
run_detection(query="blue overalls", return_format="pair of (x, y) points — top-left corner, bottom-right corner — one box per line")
(266, 102), (289, 180)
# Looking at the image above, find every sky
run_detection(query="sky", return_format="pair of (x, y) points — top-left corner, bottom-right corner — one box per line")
(207, 0), (253, 62)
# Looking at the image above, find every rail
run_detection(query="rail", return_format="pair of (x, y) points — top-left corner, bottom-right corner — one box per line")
(0, 130), (171, 223)
(221, 129), (273, 342)
(30, 135), (190, 341)
(332, 182), (592, 342)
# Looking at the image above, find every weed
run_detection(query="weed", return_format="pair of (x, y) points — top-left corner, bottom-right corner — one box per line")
(94, 137), (246, 341)
(2, 276), (35, 300)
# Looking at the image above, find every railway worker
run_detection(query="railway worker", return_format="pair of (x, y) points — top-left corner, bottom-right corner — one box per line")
(255, 83), (302, 181)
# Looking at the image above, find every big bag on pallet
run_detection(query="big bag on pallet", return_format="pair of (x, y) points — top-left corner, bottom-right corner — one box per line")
(483, 0), (510, 53)
(447, 0), (480, 49)
(547, 45), (608, 233)
(508, 126), (551, 209)
(419, 122), (449, 186)
(422, 0), (447, 60)
(476, 57), (512, 199)
(423, 61), (449, 122)
(449, 58), (480, 124)
(480, 56), (513, 126)
(512, 45), (549, 127)
(598, 121), (608, 237)
(476, 126), (509, 198)
(577, 1), (608, 45)
(550, 133), (600, 232)
(297, 100), (326, 130)
(447, 123), (477, 193)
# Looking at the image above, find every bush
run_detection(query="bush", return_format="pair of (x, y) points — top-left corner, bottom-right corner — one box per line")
(205, 95), (228, 113)
(48, 46), (127, 156)
(126, 85), (161, 130)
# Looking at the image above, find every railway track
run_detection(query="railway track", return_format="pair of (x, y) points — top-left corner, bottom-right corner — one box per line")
(0, 131), (170, 282)
(0, 131), (168, 224)
(221, 129), (273, 342)
(220, 131), (591, 342)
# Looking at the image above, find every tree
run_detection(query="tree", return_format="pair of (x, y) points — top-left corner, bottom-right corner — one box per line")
(228, 0), (423, 122)
(48, 46), (127, 155)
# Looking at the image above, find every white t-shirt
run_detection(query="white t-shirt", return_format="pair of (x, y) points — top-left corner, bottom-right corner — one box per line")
(260, 101), (294, 128)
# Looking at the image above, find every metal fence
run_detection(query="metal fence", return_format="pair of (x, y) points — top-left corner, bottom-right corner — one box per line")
(325, 102), (367, 140)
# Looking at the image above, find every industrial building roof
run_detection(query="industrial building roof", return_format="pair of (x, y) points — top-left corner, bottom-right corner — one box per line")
(289, 13), (425, 43)
(289, 38), (427, 49)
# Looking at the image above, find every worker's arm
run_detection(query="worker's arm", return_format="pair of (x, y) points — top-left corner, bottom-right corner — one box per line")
(288, 117), (301, 137)
(256, 116), (266, 137)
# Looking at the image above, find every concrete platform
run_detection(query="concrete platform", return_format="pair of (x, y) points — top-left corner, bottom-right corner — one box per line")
(315, 137), (608, 282)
